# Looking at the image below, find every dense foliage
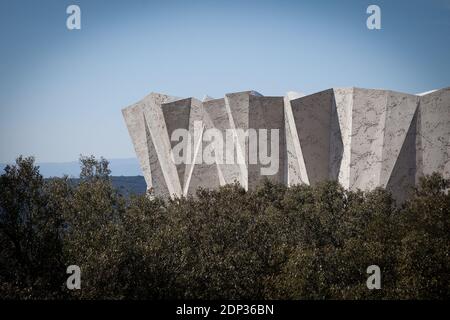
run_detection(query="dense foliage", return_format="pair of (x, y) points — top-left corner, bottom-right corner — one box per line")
(1, 156), (449, 299)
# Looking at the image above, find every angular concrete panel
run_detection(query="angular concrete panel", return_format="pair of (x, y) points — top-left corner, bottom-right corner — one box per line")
(144, 116), (170, 197)
(332, 88), (353, 188)
(386, 109), (418, 203)
(161, 98), (192, 189)
(284, 94), (309, 186)
(349, 88), (387, 190)
(416, 87), (450, 179)
(182, 98), (205, 196)
(122, 93), (180, 196)
(380, 91), (419, 187)
(122, 103), (153, 189)
(248, 95), (285, 189)
(203, 97), (241, 187)
(290, 89), (333, 186)
(141, 93), (183, 197)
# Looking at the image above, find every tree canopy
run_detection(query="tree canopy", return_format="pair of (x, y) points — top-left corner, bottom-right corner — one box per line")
(1, 156), (449, 299)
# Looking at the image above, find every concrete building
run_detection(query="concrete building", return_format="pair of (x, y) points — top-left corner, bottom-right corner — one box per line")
(122, 87), (450, 201)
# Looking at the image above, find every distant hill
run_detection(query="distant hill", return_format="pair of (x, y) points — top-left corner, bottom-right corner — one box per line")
(0, 158), (142, 178)
(47, 176), (147, 197)
(110, 176), (146, 196)
(1, 158), (146, 196)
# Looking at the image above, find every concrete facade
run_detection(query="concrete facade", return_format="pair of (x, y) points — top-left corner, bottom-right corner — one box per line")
(122, 87), (450, 201)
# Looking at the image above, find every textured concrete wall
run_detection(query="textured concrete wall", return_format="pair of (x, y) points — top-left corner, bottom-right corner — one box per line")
(122, 87), (450, 201)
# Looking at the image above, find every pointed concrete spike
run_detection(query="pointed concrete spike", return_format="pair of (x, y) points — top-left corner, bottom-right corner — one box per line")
(416, 89), (437, 96)
(249, 90), (263, 97)
(202, 95), (214, 102)
(286, 91), (305, 100)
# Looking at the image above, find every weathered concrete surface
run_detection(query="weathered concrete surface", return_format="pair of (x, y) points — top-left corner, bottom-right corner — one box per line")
(248, 95), (285, 189)
(161, 98), (192, 189)
(290, 89), (334, 186)
(122, 87), (450, 201)
(332, 88), (353, 188)
(285, 92), (308, 186)
(416, 88), (450, 179)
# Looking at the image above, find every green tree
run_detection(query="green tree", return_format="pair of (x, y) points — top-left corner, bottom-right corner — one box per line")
(396, 173), (450, 299)
(0, 156), (65, 299)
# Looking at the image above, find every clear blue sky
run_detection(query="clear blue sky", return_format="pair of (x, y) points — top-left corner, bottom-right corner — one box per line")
(1, 0), (449, 162)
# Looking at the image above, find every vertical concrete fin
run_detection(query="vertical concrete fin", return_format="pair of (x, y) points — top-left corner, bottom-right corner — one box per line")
(386, 107), (418, 203)
(122, 105), (153, 190)
(290, 89), (333, 185)
(349, 89), (386, 190)
(247, 95), (285, 189)
(284, 95), (309, 185)
(333, 88), (353, 189)
(380, 92), (419, 187)
(161, 98), (192, 190)
(224, 94), (249, 189)
(142, 93), (183, 197)
(416, 88), (450, 179)
(328, 93), (344, 182)
(143, 113), (169, 196)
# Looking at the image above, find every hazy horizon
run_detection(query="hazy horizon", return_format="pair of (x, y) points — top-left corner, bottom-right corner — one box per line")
(0, 157), (142, 177)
